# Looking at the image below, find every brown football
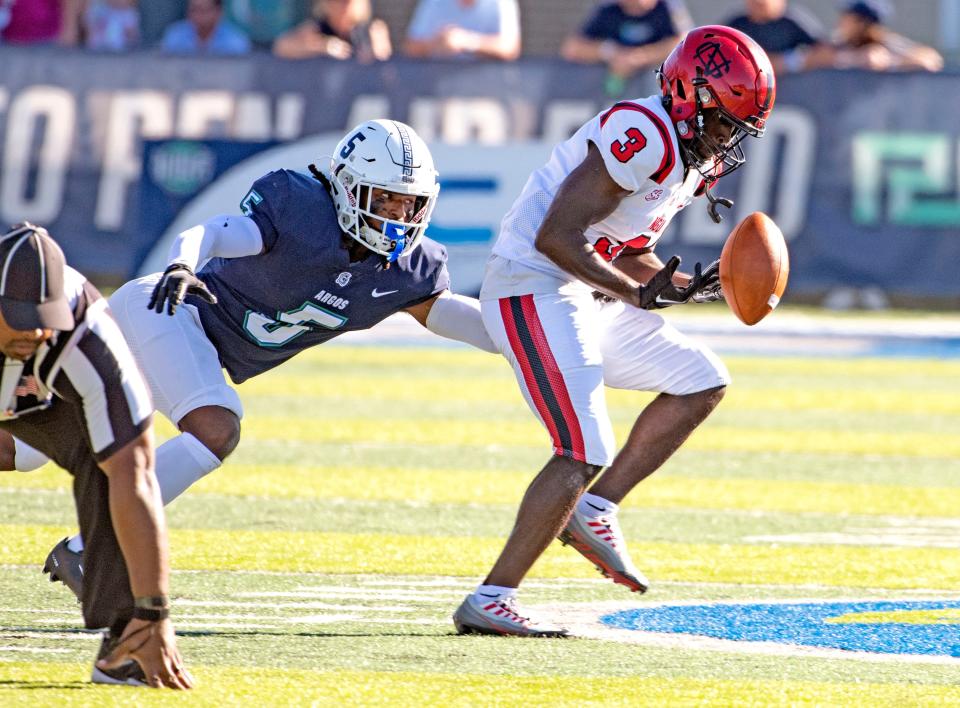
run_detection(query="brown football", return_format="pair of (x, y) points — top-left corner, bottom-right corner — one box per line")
(719, 212), (789, 326)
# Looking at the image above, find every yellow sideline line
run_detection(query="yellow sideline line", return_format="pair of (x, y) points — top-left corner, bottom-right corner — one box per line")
(7, 464), (960, 517)
(238, 373), (960, 415)
(238, 417), (960, 457)
(8, 464), (960, 517)
(7, 524), (960, 590)
(2, 663), (959, 707)
(244, 345), (960, 378)
(192, 466), (960, 517)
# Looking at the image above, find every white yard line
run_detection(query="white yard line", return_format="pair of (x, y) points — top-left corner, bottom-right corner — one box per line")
(0, 646), (74, 654)
(0, 631), (99, 641)
(177, 601), (414, 613)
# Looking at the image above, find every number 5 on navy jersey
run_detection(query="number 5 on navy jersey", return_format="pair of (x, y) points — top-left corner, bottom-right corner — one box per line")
(240, 189), (263, 216)
(610, 128), (647, 163)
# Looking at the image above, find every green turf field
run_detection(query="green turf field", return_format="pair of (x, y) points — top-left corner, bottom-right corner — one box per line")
(3, 343), (960, 706)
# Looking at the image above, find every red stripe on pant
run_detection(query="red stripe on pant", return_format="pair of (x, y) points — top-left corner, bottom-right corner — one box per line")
(499, 295), (586, 462)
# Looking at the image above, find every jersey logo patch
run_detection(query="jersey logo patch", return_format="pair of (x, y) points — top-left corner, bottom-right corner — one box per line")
(336, 272), (352, 287)
(15, 376), (40, 397)
(371, 288), (399, 298)
(645, 189), (664, 202)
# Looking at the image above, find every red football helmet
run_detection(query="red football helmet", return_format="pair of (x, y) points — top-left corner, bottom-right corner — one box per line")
(658, 25), (776, 194)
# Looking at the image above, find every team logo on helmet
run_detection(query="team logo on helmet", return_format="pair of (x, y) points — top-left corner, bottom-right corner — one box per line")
(694, 41), (731, 78)
(396, 122), (415, 183)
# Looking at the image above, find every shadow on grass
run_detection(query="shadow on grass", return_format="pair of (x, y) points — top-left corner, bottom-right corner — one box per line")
(0, 679), (87, 691)
(178, 629), (439, 639)
(0, 627), (99, 635)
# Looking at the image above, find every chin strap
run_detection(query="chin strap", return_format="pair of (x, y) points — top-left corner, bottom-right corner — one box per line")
(705, 185), (734, 224)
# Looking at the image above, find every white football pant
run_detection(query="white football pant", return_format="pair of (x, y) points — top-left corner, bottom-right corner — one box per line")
(481, 283), (729, 467)
(108, 274), (243, 425)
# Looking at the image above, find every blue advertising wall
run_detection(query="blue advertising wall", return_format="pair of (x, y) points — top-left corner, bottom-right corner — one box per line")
(0, 46), (958, 299)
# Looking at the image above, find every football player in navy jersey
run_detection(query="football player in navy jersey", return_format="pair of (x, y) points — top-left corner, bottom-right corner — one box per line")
(9, 120), (497, 598)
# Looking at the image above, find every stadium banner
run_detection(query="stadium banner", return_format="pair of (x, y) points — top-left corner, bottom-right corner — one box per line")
(1, 46), (959, 300)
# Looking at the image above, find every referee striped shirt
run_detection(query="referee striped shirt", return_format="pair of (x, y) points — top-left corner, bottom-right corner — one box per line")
(0, 266), (152, 460)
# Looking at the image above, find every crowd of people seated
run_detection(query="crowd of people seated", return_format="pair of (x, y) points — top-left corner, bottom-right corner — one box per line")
(0, 0), (945, 74)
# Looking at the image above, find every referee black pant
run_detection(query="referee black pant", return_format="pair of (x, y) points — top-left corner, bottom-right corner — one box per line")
(1, 400), (133, 634)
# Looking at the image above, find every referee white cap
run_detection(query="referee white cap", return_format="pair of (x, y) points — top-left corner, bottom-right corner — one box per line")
(0, 223), (73, 331)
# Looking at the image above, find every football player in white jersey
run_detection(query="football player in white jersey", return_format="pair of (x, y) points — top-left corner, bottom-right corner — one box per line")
(453, 25), (776, 636)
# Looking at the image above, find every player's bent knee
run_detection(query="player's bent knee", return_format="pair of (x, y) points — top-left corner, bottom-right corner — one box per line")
(177, 406), (242, 461)
(702, 384), (726, 405)
(681, 384), (726, 418)
(547, 454), (603, 486)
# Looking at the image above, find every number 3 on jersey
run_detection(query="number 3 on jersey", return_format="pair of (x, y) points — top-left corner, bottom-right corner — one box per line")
(610, 127), (647, 163)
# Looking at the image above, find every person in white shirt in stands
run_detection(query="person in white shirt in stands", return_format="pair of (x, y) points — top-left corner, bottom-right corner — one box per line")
(403, 0), (520, 61)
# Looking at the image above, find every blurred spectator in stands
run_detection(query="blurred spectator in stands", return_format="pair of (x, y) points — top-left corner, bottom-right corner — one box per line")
(724, 0), (832, 74)
(78, 0), (140, 51)
(561, 1), (692, 80)
(140, 0), (186, 46)
(273, 0), (390, 61)
(161, 0), (251, 55)
(0, 0), (74, 44)
(403, 0), (520, 61)
(227, 0), (308, 48)
(832, 1), (943, 72)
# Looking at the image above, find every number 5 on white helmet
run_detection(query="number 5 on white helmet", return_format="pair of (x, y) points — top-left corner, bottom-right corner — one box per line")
(328, 120), (440, 262)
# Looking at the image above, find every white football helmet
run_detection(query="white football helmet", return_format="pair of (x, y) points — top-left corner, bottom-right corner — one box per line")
(328, 120), (439, 261)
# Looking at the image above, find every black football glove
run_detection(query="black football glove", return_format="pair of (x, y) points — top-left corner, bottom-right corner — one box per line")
(637, 256), (682, 310)
(689, 259), (724, 304)
(147, 264), (217, 316)
(651, 259), (723, 309)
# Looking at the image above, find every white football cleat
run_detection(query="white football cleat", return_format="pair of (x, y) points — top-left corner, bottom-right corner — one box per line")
(453, 593), (568, 637)
(559, 508), (649, 593)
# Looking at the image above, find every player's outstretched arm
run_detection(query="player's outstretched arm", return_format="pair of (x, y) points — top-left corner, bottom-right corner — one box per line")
(405, 292), (499, 353)
(166, 215), (264, 272)
(148, 215), (265, 316)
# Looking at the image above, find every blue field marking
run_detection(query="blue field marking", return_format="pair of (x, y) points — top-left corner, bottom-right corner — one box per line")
(439, 178), (497, 192)
(427, 226), (494, 244)
(601, 600), (960, 656)
(869, 338), (960, 358)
